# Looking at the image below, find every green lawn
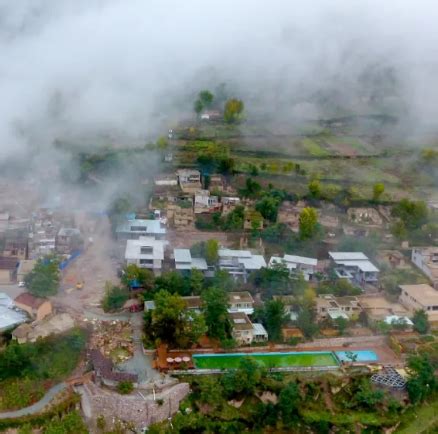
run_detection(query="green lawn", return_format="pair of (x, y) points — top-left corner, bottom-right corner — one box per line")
(193, 352), (339, 369)
(396, 397), (438, 434)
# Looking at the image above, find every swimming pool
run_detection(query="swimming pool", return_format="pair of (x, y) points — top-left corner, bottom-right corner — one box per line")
(192, 351), (340, 370)
(335, 350), (378, 362)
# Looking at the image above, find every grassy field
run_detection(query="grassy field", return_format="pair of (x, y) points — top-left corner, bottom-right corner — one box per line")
(396, 397), (438, 433)
(193, 351), (339, 369)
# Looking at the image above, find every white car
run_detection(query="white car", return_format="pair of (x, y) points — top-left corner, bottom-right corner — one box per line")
(18, 281), (25, 287)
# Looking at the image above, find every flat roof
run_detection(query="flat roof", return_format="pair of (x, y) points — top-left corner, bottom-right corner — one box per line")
(283, 254), (318, 266)
(334, 259), (379, 272)
(229, 291), (254, 304)
(400, 284), (438, 305)
(219, 249), (252, 258)
(174, 249), (192, 263)
(116, 219), (166, 235)
(329, 252), (369, 261)
(125, 237), (165, 260)
(239, 255), (266, 270)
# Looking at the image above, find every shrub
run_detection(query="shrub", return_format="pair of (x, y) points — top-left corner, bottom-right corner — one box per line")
(117, 381), (134, 395)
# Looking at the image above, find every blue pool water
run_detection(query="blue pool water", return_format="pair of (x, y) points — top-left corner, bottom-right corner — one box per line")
(335, 350), (378, 362)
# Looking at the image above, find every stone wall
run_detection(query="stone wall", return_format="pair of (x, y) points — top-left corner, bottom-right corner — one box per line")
(88, 382), (190, 430)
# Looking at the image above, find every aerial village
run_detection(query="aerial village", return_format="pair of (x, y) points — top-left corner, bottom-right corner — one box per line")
(0, 92), (437, 433)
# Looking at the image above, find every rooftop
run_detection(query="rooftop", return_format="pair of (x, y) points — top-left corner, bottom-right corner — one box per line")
(125, 236), (165, 261)
(14, 292), (48, 309)
(329, 252), (369, 261)
(174, 248), (208, 270)
(400, 284), (438, 305)
(116, 219), (166, 235)
(229, 312), (253, 330)
(0, 306), (27, 332)
(229, 291), (254, 304)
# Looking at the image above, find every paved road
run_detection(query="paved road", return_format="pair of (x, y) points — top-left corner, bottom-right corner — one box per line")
(0, 382), (66, 419)
(118, 313), (159, 385)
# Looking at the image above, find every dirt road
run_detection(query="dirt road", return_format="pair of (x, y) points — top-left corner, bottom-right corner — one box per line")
(53, 216), (120, 315)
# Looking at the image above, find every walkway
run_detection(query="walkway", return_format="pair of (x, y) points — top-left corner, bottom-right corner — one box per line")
(117, 313), (159, 384)
(0, 382), (66, 419)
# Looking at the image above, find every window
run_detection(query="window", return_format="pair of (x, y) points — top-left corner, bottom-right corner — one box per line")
(139, 259), (153, 265)
(131, 226), (147, 232)
(140, 247), (153, 255)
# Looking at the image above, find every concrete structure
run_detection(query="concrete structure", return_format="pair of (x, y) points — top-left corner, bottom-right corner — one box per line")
(221, 197), (240, 215)
(116, 219), (166, 240)
(347, 207), (384, 227)
(0, 292), (27, 332)
(176, 169), (202, 193)
(399, 284), (438, 323)
(173, 249), (208, 272)
(228, 291), (254, 315)
(166, 203), (194, 228)
(12, 313), (75, 344)
(17, 259), (36, 282)
(0, 256), (19, 284)
(269, 254), (317, 281)
(194, 190), (221, 214)
(277, 200), (306, 232)
(218, 248), (266, 282)
(411, 247), (438, 289)
(329, 252), (379, 286)
(252, 323), (269, 342)
(3, 238), (28, 260)
(230, 312), (254, 345)
(358, 295), (409, 322)
(14, 293), (52, 321)
(125, 236), (166, 275)
(56, 227), (82, 254)
(154, 174), (178, 187)
(316, 294), (361, 320)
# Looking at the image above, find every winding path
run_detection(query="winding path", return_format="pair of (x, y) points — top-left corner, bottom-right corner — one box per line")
(0, 382), (67, 419)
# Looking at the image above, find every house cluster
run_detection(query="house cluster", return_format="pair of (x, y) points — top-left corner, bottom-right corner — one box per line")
(0, 207), (85, 284)
(150, 170), (243, 229)
(145, 290), (268, 345)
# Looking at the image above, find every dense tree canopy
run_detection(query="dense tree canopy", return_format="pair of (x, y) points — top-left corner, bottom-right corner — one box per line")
(224, 98), (244, 124)
(202, 287), (230, 341)
(24, 256), (60, 297)
(299, 207), (319, 240)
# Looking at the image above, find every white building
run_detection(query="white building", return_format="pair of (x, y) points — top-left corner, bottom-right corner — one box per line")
(173, 249), (208, 272)
(411, 247), (438, 289)
(228, 291), (254, 315)
(329, 252), (379, 286)
(116, 219), (166, 240)
(218, 249), (266, 282)
(269, 254), (318, 281)
(194, 190), (220, 214)
(125, 236), (166, 275)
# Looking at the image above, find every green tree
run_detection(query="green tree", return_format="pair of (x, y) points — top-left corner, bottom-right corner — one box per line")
(211, 269), (235, 292)
(197, 376), (224, 409)
(354, 383), (384, 409)
(297, 307), (318, 338)
(299, 207), (319, 240)
(412, 309), (429, 334)
(102, 282), (129, 312)
(392, 198), (428, 230)
(255, 196), (280, 222)
(154, 271), (190, 296)
(190, 268), (205, 295)
(278, 382), (300, 426)
(43, 411), (88, 434)
(156, 136), (168, 150)
(391, 220), (408, 239)
(335, 316), (349, 335)
(202, 287), (230, 341)
(406, 354), (436, 403)
(205, 239), (219, 265)
(121, 264), (154, 290)
(308, 179), (321, 198)
(194, 99), (204, 114)
(224, 98), (244, 124)
(117, 380), (134, 394)
(264, 299), (287, 341)
(222, 357), (261, 396)
(24, 256), (60, 297)
(372, 183), (385, 201)
(147, 290), (206, 348)
(199, 90), (214, 107)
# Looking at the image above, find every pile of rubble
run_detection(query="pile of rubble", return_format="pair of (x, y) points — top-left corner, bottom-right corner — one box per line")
(89, 320), (134, 363)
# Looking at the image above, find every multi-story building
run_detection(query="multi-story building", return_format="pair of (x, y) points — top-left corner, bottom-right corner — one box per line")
(125, 236), (166, 275)
(329, 252), (379, 286)
(399, 283), (438, 323)
(269, 254), (318, 281)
